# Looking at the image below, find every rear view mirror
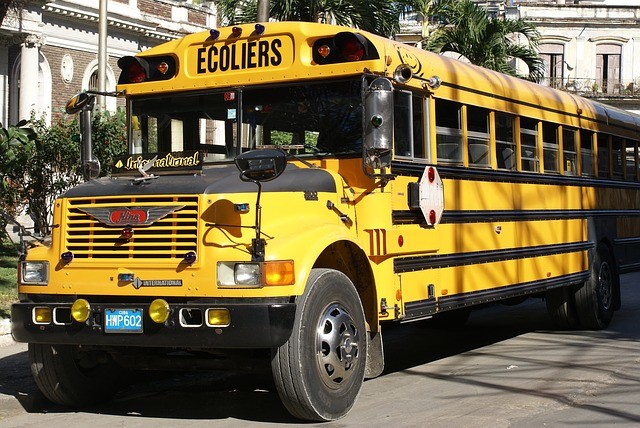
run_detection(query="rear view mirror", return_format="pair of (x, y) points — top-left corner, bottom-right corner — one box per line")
(65, 93), (95, 115)
(235, 149), (287, 182)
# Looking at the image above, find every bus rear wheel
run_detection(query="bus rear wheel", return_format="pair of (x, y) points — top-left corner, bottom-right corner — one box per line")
(271, 268), (366, 421)
(29, 343), (121, 406)
(545, 286), (579, 329)
(574, 245), (616, 330)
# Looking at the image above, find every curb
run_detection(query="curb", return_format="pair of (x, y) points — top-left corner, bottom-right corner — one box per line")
(0, 318), (14, 347)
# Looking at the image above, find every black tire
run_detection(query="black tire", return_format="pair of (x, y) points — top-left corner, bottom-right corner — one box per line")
(29, 343), (122, 406)
(574, 245), (616, 330)
(271, 268), (366, 421)
(545, 286), (579, 329)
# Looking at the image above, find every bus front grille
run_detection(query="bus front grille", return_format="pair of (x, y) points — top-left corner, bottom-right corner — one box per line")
(64, 196), (199, 259)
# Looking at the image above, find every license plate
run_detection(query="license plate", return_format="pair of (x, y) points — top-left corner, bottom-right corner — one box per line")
(104, 308), (143, 333)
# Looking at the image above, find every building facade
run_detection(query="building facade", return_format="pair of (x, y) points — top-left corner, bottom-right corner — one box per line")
(518, 0), (640, 114)
(0, 0), (218, 127)
(398, 0), (640, 114)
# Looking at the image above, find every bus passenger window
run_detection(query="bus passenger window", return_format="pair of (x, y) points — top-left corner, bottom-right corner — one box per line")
(393, 91), (412, 157)
(542, 122), (559, 173)
(563, 127), (577, 175)
(611, 136), (624, 179)
(496, 113), (516, 170)
(436, 99), (463, 164)
(467, 106), (490, 167)
(598, 135), (610, 178)
(625, 140), (637, 180)
(412, 96), (426, 160)
(580, 129), (594, 176)
(520, 117), (539, 172)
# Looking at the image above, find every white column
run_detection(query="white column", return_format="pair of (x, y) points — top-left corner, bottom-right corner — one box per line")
(18, 35), (41, 122)
(0, 42), (9, 126)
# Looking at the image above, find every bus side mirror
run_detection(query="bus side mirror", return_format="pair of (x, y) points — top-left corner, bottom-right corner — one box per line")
(363, 77), (393, 172)
(235, 149), (287, 182)
(65, 93), (101, 180)
(65, 93), (94, 114)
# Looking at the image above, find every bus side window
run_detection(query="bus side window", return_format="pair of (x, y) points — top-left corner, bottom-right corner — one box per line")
(580, 129), (594, 176)
(496, 113), (516, 170)
(436, 99), (463, 164)
(563, 127), (577, 175)
(412, 95), (426, 160)
(520, 117), (539, 172)
(393, 90), (413, 157)
(611, 136), (624, 179)
(625, 140), (636, 180)
(542, 122), (559, 173)
(467, 105), (490, 167)
(598, 135), (610, 178)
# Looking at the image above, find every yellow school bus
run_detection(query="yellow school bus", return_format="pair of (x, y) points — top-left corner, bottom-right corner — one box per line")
(11, 21), (640, 421)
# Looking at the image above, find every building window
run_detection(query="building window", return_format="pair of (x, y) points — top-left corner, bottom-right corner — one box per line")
(540, 44), (565, 89)
(596, 44), (621, 94)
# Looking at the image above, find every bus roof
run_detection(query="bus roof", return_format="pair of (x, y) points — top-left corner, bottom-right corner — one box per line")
(118, 21), (640, 137)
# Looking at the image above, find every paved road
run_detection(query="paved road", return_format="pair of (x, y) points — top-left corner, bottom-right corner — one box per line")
(1, 273), (639, 427)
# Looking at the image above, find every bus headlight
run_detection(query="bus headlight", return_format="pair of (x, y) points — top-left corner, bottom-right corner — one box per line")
(21, 261), (49, 285)
(235, 263), (261, 285)
(217, 261), (295, 288)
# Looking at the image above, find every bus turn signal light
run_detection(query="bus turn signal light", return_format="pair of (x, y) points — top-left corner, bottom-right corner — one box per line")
(265, 260), (295, 286)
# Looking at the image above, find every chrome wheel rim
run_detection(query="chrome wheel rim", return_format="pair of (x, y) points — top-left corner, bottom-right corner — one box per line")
(315, 303), (361, 390)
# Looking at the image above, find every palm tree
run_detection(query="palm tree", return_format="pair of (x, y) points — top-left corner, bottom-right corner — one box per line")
(217, 0), (402, 38)
(421, 0), (544, 82)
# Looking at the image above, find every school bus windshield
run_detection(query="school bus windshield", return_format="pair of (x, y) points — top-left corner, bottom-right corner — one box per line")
(129, 78), (363, 160)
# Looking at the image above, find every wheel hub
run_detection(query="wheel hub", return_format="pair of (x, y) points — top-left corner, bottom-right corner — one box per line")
(316, 303), (361, 389)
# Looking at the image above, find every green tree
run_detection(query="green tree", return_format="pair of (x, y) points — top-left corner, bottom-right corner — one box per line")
(0, 121), (35, 240)
(422, 0), (544, 82)
(0, 0), (27, 27)
(218, 0), (402, 37)
(1, 109), (127, 237)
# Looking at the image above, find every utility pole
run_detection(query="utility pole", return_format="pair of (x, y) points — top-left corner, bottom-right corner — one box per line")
(97, 0), (108, 110)
(257, 0), (269, 22)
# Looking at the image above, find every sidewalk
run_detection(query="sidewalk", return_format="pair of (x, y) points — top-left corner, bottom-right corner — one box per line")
(0, 318), (14, 347)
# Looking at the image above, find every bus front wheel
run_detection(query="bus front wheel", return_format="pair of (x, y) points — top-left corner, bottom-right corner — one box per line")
(271, 268), (366, 421)
(29, 343), (121, 406)
(574, 245), (616, 330)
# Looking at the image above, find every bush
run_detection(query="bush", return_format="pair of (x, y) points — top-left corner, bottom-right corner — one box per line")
(1, 109), (127, 236)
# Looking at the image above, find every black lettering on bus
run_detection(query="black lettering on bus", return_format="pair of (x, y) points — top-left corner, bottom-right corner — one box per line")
(231, 44), (240, 70)
(241, 43), (247, 69)
(220, 45), (230, 71)
(247, 40), (257, 68)
(207, 45), (218, 72)
(258, 40), (269, 67)
(271, 39), (282, 66)
(197, 47), (206, 73)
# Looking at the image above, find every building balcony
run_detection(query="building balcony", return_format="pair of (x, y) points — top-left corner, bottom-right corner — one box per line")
(544, 78), (640, 99)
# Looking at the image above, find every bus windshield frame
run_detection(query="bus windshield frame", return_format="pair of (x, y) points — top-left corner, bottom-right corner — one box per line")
(127, 78), (364, 162)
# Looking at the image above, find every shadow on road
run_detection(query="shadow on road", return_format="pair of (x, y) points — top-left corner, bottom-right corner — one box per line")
(1, 282), (639, 423)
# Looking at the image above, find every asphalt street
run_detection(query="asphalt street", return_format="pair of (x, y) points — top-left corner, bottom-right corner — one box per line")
(1, 273), (639, 427)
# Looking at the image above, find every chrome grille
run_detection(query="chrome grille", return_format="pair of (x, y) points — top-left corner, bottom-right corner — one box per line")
(65, 196), (199, 259)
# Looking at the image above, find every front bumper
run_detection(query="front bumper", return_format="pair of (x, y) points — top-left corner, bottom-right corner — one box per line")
(11, 299), (296, 349)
